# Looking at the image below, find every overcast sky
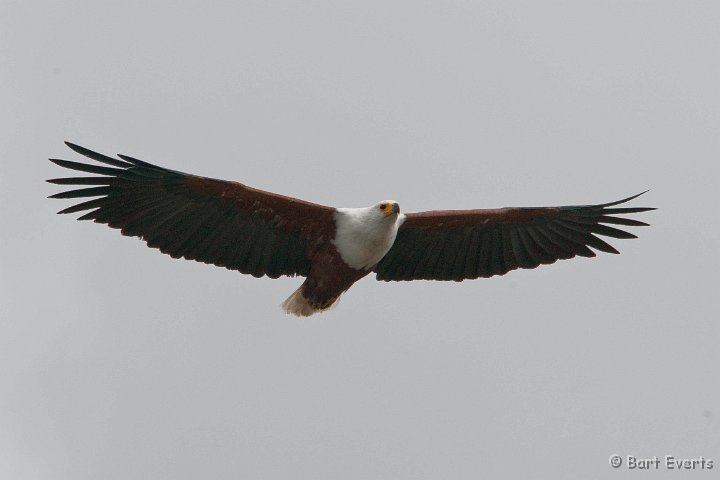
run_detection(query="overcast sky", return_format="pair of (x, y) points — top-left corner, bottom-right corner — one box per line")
(1, 1), (719, 479)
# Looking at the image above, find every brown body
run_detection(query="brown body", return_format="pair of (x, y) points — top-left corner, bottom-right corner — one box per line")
(301, 243), (372, 310)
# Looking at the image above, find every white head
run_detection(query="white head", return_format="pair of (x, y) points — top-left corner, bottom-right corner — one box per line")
(332, 200), (405, 270)
(336, 200), (402, 226)
(375, 200), (401, 218)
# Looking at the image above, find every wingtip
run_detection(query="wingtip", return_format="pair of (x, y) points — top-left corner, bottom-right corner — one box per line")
(64, 141), (92, 157)
(634, 189), (655, 204)
(64, 141), (97, 156)
(624, 190), (650, 202)
(600, 190), (655, 209)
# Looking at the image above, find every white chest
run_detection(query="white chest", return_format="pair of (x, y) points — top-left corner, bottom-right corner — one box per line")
(332, 208), (405, 270)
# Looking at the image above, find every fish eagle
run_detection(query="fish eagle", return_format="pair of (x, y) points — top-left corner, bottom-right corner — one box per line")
(49, 142), (654, 316)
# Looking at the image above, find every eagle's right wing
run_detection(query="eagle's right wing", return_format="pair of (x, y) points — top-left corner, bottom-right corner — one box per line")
(375, 193), (655, 281)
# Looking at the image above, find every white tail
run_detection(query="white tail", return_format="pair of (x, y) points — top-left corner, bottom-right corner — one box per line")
(281, 286), (340, 317)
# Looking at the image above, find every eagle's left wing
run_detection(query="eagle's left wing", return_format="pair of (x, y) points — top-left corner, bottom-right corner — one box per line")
(375, 193), (654, 281)
(48, 142), (337, 279)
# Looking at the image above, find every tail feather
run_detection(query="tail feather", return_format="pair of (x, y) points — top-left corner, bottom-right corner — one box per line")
(281, 286), (340, 317)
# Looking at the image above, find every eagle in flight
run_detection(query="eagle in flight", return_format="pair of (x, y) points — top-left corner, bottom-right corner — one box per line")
(49, 143), (654, 316)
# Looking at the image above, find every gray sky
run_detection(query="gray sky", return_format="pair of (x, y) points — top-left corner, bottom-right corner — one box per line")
(1, 1), (719, 479)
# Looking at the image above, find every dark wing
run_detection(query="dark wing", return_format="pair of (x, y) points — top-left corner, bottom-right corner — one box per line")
(48, 142), (336, 278)
(375, 193), (655, 281)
